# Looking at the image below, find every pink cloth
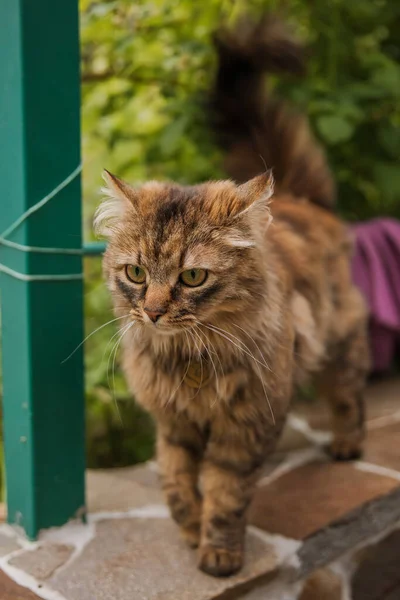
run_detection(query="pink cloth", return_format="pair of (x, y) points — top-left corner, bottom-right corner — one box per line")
(351, 218), (400, 372)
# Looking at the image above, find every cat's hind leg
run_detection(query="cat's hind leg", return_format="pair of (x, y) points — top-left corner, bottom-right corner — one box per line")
(317, 322), (370, 460)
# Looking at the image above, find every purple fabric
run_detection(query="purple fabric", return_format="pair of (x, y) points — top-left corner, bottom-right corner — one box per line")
(351, 218), (400, 371)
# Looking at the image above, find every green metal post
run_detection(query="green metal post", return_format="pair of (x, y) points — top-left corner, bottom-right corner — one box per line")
(0, 0), (85, 538)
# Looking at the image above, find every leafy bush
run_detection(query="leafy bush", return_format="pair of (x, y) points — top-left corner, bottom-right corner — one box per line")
(80, 0), (400, 467)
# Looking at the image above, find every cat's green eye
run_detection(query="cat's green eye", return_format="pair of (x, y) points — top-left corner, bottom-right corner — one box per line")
(125, 265), (146, 284)
(180, 268), (208, 287)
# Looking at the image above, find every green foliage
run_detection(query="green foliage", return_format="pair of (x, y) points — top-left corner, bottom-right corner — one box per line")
(81, 0), (230, 467)
(279, 0), (400, 220)
(80, 0), (400, 467)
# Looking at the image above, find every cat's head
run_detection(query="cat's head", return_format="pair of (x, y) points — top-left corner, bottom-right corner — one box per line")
(95, 171), (273, 334)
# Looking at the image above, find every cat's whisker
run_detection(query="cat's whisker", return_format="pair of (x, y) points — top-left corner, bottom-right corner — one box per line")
(110, 321), (135, 374)
(203, 331), (226, 408)
(62, 314), (131, 364)
(200, 323), (275, 424)
(102, 323), (128, 363)
(106, 334), (125, 423)
(107, 320), (135, 424)
(186, 328), (204, 400)
(232, 323), (272, 373)
(106, 323), (130, 423)
(111, 329), (129, 424)
(192, 325), (220, 401)
(203, 322), (271, 373)
(195, 321), (226, 384)
(166, 330), (193, 406)
(192, 327), (217, 382)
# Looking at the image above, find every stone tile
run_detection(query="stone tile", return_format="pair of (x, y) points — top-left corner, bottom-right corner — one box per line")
(258, 453), (286, 482)
(0, 532), (22, 558)
(299, 568), (342, 600)
(112, 459), (292, 490)
(9, 543), (73, 581)
(0, 570), (41, 599)
(86, 469), (164, 513)
(109, 463), (160, 488)
(49, 518), (278, 600)
(352, 529), (400, 600)
(297, 486), (400, 579)
(275, 421), (312, 453)
(364, 422), (400, 472)
(239, 579), (303, 599)
(249, 461), (399, 539)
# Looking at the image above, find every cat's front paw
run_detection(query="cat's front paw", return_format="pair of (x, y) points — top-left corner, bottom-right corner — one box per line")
(329, 432), (364, 461)
(198, 545), (243, 577)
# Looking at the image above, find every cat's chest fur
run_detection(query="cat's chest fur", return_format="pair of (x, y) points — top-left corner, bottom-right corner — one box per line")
(122, 335), (249, 423)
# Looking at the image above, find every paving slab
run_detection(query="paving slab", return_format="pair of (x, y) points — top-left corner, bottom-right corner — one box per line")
(110, 463), (160, 488)
(86, 469), (164, 513)
(249, 461), (399, 539)
(296, 486), (400, 579)
(0, 531), (22, 558)
(48, 518), (278, 600)
(9, 543), (74, 581)
(1, 378), (399, 600)
(299, 568), (343, 600)
(364, 422), (400, 472)
(275, 421), (312, 453)
(0, 570), (41, 600)
(352, 529), (400, 600)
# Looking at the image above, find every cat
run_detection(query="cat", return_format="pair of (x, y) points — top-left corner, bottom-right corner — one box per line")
(95, 14), (369, 577)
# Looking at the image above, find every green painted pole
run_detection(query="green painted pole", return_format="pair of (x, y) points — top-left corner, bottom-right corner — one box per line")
(0, 0), (85, 538)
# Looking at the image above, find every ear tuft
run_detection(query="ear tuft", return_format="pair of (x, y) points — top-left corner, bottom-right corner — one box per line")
(94, 170), (136, 238)
(229, 172), (274, 244)
(237, 171), (274, 216)
(102, 170), (136, 202)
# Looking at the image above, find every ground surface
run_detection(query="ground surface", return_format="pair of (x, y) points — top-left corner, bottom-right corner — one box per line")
(1, 377), (400, 600)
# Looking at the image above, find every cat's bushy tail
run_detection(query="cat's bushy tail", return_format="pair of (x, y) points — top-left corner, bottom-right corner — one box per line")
(211, 14), (335, 209)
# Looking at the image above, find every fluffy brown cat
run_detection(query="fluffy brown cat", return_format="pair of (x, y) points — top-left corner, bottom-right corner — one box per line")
(95, 15), (369, 577)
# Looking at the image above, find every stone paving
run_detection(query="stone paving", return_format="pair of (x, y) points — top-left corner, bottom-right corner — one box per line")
(1, 377), (400, 600)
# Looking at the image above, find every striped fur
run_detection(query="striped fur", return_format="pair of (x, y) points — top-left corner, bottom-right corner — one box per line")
(98, 14), (369, 577)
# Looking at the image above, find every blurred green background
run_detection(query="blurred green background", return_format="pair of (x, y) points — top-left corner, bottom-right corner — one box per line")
(1, 0), (400, 493)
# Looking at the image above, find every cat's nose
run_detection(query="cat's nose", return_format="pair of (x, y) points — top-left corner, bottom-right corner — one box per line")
(144, 306), (166, 323)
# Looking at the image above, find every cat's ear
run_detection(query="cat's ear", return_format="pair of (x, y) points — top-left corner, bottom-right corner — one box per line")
(102, 170), (137, 203)
(236, 172), (274, 218)
(94, 170), (138, 237)
(223, 173), (274, 248)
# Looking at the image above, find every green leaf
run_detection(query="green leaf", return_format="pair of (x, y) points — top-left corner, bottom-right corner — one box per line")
(158, 114), (190, 156)
(374, 162), (400, 203)
(378, 123), (400, 159)
(371, 61), (400, 97)
(316, 115), (355, 144)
